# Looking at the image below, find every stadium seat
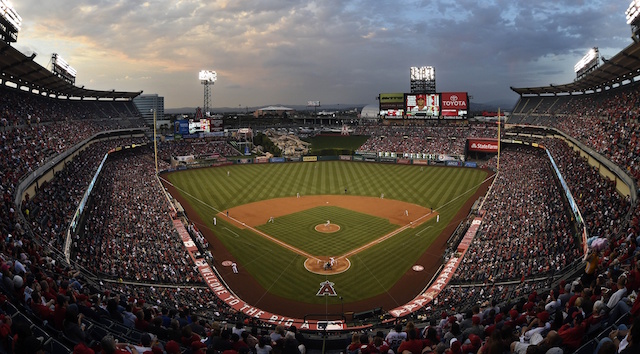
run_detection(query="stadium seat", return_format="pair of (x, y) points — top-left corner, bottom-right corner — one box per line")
(43, 338), (72, 354)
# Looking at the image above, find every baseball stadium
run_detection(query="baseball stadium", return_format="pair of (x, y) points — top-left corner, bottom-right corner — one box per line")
(2, 2), (640, 354)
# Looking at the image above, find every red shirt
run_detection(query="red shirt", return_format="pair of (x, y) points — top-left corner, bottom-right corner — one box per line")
(397, 339), (425, 354)
(558, 323), (586, 351)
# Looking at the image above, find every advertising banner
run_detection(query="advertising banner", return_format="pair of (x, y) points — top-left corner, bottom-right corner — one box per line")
(303, 156), (318, 162)
(441, 92), (467, 110)
(467, 138), (499, 153)
(175, 120), (190, 135)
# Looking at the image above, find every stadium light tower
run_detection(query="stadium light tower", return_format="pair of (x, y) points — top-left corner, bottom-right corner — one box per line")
(0, 0), (22, 44)
(627, 0), (640, 41)
(199, 70), (217, 116)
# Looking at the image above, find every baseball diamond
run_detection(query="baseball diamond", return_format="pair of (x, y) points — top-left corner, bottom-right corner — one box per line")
(162, 160), (492, 318)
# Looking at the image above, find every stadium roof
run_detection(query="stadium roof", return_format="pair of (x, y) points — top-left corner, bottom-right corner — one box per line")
(258, 106), (294, 111)
(0, 41), (142, 100)
(511, 40), (640, 96)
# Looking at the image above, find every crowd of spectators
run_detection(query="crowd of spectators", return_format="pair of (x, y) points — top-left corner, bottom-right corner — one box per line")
(157, 138), (240, 161)
(509, 80), (640, 184)
(21, 138), (147, 250)
(353, 124), (499, 156)
(70, 149), (202, 284)
(542, 138), (631, 245)
(0, 85), (141, 126)
(453, 146), (582, 284)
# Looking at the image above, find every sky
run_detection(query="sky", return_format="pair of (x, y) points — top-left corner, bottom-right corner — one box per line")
(9, 0), (635, 109)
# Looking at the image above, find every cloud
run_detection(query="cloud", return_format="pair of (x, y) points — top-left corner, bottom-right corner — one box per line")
(11, 0), (633, 108)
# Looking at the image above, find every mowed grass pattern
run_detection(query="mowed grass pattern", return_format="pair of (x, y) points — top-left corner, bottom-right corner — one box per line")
(256, 206), (398, 255)
(164, 161), (489, 304)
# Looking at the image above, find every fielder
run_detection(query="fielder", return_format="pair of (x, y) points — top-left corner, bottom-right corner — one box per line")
(232, 262), (238, 274)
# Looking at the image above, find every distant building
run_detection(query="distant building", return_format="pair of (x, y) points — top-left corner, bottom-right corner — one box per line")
(133, 94), (165, 126)
(360, 104), (380, 119)
(253, 106), (295, 117)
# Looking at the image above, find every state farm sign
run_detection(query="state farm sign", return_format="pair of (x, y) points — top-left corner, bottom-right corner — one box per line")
(468, 138), (499, 152)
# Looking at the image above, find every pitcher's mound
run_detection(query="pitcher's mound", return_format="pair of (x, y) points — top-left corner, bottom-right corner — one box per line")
(314, 224), (341, 233)
(304, 257), (351, 275)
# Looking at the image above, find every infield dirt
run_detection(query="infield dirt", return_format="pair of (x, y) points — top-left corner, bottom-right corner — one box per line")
(223, 195), (431, 228)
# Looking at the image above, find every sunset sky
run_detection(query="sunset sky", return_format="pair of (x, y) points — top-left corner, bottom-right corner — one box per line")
(10, 0), (634, 109)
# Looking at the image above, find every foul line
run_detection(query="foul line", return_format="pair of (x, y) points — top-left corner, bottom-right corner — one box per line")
(223, 227), (240, 238)
(230, 220), (323, 262)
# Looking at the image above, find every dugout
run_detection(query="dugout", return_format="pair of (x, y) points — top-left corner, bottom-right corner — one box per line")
(352, 307), (383, 321)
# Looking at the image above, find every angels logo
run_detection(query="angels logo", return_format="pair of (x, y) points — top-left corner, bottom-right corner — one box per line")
(316, 280), (338, 296)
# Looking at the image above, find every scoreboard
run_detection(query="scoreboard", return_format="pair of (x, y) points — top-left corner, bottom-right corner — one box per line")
(379, 92), (467, 119)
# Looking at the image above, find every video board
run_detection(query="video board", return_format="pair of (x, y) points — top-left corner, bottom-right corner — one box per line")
(405, 93), (439, 118)
(378, 93), (406, 119)
(175, 119), (211, 135)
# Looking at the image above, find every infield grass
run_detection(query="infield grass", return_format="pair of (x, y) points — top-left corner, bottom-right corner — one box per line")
(163, 161), (488, 304)
(256, 206), (398, 255)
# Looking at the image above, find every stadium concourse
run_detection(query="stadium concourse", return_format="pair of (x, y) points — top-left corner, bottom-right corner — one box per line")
(0, 75), (639, 354)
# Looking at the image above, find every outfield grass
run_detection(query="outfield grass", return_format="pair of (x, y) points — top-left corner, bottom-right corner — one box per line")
(164, 161), (488, 304)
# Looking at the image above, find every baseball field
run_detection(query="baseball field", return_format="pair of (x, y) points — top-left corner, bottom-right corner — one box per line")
(162, 160), (491, 318)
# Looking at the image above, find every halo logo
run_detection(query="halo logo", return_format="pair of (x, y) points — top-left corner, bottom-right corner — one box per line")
(316, 280), (338, 296)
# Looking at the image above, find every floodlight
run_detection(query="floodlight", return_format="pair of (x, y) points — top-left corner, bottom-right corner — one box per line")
(574, 47), (598, 73)
(52, 53), (77, 78)
(0, 0), (22, 31)
(410, 66), (435, 81)
(199, 70), (217, 83)
(627, 0), (640, 25)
